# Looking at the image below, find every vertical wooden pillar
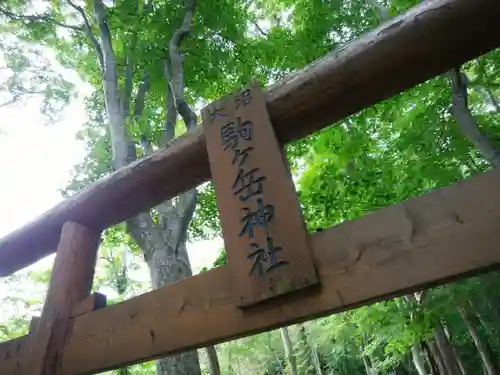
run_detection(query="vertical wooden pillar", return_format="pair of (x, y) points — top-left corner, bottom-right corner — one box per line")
(22, 221), (100, 375)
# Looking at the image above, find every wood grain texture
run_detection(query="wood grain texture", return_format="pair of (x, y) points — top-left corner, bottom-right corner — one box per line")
(26, 293), (107, 335)
(22, 222), (100, 375)
(51, 169), (500, 374)
(202, 83), (318, 306)
(0, 0), (499, 276)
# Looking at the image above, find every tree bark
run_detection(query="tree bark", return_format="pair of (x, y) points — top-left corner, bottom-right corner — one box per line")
(205, 346), (221, 375)
(128, 206), (202, 375)
(411, 343), (428, 375)
(280, 327), (298, 375)
(458, 303), (499, 375)
(451, 68), (500, 167)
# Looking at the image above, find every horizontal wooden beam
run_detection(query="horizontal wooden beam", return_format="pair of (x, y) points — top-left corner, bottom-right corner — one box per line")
(0, 335), (27, 373)
(0, 316), (41, 374)
(0, 0), (499, 276)
(44, 169), (500, 374)
(3, 169), (500, 372)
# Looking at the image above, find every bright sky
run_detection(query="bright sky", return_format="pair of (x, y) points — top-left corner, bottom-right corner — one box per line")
(0, 91), (87, 238)
(0, 51), (222, 322)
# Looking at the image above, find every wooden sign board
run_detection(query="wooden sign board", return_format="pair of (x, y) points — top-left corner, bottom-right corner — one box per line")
(201, 82), (319, 307)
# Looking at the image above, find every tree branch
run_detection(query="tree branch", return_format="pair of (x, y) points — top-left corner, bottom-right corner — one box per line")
(134, 73), (150, 119)
(0, 5), (83, 31)
(66, 0), (104, 71)
(126, 213), (156, 262)
(451, 68), (469, 107)
(160, 0), (200, 253)
(203, 29), (242, 48)
(0, 97), (18, 108)
(0, 87), (46, 108)
(451, 68), (500, 167)
(123, 54), (134, 117)
(123, 72), (151, 164)
(166, 0), (198, 132)
(250, 20), (268, 37)
(163, 60), (177, 144)
(486, 88), (500, 113)
(134, 73), (153, 156)
(92, 0), (115, 75)
(174, 189), (197, 256)
(169, 0), (197, 57)
(122, 0), (141, 117)
(91, 0), (128, 170)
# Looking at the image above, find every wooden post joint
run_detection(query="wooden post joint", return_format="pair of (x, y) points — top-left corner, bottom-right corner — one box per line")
(28, 292), (108, 334)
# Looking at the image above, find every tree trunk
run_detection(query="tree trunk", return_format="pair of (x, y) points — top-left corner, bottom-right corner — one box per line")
(453, 346), (467, 375)
(423, 341), (442, 375)
(128, 204), (202, 375)
(271, 348), (285, 375)
(445, 326), (467, 375)
(411, 343), (428, 375)
(362, 355), (378, 375)
(434, 323), (464, 375)
(298, 323), (323, 375)
(362, 355), (372, 375)
(82, 0), (218, 373)
(458, 304), (499, 375)
(429, 340), (449, 375)
(205, 346), (221, 375)
(311, 341), (323, 375)
(280, 327), (298, 375)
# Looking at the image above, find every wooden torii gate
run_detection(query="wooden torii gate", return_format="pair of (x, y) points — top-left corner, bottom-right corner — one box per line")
(1, 0), (500, 373)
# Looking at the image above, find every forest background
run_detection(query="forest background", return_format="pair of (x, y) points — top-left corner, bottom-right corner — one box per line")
(0, 0), (500, 374)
